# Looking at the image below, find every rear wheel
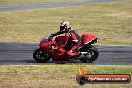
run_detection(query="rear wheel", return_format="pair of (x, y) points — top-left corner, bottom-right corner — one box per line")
(33, 48), (51, 63)
(79, 46), (99, 63)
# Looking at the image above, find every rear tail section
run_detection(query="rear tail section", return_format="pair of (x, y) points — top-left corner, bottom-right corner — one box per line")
(81, 34), (98, 45)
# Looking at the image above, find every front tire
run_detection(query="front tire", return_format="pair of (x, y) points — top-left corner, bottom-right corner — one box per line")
(79, 46), (99, 63)
(33, 48), (51, 63)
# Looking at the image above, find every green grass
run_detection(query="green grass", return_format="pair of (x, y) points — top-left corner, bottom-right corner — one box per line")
(0, 0), (84, 5)
(0, 1), (131, 88)
(0, 65), (131, 88)
(0, 0), (132, 46)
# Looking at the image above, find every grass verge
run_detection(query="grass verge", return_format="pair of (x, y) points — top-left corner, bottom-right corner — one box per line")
(0, 0), (84, 5)
(0, 65), (132, 88)
(0, 0), (132, 46)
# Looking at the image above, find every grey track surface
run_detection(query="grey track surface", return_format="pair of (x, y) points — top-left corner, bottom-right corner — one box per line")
(0, 0), (116, 11)
(0, 0), (131, 65)
(0, 42), (132, 65)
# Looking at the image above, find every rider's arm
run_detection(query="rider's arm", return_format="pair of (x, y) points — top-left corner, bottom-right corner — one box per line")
(51, 31), (63, 37)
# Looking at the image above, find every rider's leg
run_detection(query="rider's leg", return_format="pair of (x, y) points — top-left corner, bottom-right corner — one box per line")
(66, 41), (79, 56)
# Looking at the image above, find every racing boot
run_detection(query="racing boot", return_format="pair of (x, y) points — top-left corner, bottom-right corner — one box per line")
(66, 50), (78, 57)
(66, 45), (79, 56)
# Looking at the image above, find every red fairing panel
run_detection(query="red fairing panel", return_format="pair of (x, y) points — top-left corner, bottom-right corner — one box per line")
(39, 42), (55, 48)
(55, 36), (66, 46)
(81, 34), (97, 45)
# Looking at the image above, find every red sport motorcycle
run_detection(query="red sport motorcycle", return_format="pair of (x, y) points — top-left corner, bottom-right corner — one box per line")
(33, 34), (99, 63)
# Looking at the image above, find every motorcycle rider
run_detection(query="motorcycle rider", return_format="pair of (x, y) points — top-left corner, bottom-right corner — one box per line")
(50, 21), (81, 56)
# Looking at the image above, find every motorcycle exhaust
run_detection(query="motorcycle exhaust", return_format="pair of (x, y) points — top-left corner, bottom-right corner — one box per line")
(79, 52), (91, 59)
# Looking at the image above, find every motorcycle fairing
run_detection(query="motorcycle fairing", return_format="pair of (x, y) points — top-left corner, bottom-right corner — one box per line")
(81, 34), (98, 45)
(39, 41), (68, 61)
(55, 36), (66, 46)
(38, 34), (98, 61)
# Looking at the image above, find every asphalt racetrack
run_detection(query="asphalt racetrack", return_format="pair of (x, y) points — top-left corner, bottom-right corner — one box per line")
(0, 42), (132, 65)
(0, 0), (117, 11)
(0, 0), (131, 65)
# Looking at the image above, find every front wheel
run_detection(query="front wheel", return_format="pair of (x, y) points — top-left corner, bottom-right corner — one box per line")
(33, 48), (51, 63)
(79, 46), (99, 63)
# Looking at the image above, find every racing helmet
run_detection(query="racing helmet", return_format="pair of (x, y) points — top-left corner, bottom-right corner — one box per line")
(60, 21), (70, 32)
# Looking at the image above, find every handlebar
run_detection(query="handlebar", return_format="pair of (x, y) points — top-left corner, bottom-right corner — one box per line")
(48, 35), (54, 41)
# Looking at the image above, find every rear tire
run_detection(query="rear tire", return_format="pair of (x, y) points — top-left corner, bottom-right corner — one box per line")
(33, 48), (51, 63)
(79, 46), (99, 63)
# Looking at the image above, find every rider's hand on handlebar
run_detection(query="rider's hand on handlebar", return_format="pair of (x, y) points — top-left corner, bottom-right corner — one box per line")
(48, 34), (54, 41)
